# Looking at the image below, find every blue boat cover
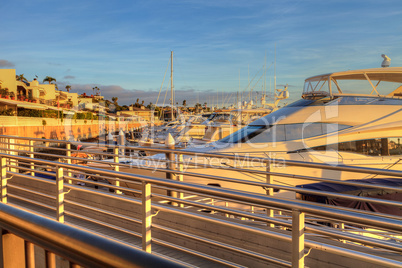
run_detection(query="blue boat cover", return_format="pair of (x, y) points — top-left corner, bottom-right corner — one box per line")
(297, 178), (402, 216)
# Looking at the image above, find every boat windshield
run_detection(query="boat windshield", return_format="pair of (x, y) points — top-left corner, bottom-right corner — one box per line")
(328, 96), (402, 105)
(303, 72), (402, 98)
(220, 125), (266, 143)
(221, 123), (351, 144)
(203, 113), (232, 125)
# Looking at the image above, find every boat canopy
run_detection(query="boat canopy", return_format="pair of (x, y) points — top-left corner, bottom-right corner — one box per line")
(297, 178), (402, 216)
(302, 67), (402, 99)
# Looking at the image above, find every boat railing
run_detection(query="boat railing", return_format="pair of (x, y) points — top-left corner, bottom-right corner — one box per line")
(0, 135), (402, 266)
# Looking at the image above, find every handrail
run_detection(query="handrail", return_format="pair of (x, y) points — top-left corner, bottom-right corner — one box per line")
(0, 202), (183, 267)
(4, 142), (402, 207)
(1, 134), (402, 178)
(3, 140), (402, 195)
(1, 153), (401, 232)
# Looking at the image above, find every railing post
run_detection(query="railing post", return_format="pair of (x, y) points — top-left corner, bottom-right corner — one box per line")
(340, 222), (345, 243)
(29, 140), (35, 177)
(25, 241), (35, 268)
(56, 166), (64, 223)
(2, 232), (26, 267)
(142, 181), (152, 253)
(8, 138), (17, 173)
(113, 147), (122, 194)
(119, 129), (125, 156)
(178, 153), (184, 207)
(66, 143), (72, 184)
(6, 137), (10, 155)
(292, 208), (305, 268)
(46, 250), (56, 268)
(165, 134), (178, 205)
(266, 160), (274, 227)
(1, 157), (7, 203)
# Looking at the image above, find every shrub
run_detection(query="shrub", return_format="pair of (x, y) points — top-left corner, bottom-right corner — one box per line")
(0, 108), (14, 116)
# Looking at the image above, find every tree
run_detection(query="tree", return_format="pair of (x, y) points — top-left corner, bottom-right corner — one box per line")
(146, 102), (154, 110)
(43, 76), (56, 84)
(182, 100), (187, 107)
(92, 86), (99, 96)
(112, 97), (118, 104)
(65, 85), (71, 93)
(16, 74), (28, 83)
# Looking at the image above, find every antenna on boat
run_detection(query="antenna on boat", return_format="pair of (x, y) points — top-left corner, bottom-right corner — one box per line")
(381, 54), (391, 68)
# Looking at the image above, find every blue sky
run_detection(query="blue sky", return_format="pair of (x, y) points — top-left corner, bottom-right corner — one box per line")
(1, 0), (402, 106)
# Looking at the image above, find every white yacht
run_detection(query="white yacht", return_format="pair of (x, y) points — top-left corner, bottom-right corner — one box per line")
(188, 85), (289, 145)
(90, 67), (402, 198)
(188, 109), (272, 146)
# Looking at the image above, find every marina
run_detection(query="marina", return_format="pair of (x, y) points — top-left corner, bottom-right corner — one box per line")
(0, 65), (401, 267)
(1, 2), (402, 266)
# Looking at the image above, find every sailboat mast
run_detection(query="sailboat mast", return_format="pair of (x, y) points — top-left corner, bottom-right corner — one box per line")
(170, 51), (174, 121)
(238, 69), (240, 108)
(274, 44), (276, 94)
(264, 51), (267, 101)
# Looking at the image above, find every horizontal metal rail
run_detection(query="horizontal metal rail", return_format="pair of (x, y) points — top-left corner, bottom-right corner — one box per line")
(8, 147), (402, 213)
(153, 224), (292, 267)
(3, 138), (402, 196)
(2, 153), (402, 232)
(0, 202), (183, 267)
(2, 134), (402, 178)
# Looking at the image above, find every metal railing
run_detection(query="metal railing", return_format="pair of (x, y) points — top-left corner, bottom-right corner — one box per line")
(2, 134), (402, 207)
(0, 201), (183, 268)
(0, 159), (401, 266)
(0, 135), (402, 267)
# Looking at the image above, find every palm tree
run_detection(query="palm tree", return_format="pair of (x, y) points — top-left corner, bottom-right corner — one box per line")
(92, 86), (99, 96)
(16, 74), (28, 83)
(65, 85), (71, 93)
(43, 76), (56, 84)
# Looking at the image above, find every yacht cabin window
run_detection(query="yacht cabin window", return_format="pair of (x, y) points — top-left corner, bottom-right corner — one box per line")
(220, 123), (351, 144)
(311, 137), (402, 156)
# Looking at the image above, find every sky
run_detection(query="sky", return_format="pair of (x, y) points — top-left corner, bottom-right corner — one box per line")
(1, 0), (402, 106)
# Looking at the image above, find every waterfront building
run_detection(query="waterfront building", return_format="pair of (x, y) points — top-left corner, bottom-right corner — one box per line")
(117, 105), (154, 122)
(0, 69), (79, 109)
